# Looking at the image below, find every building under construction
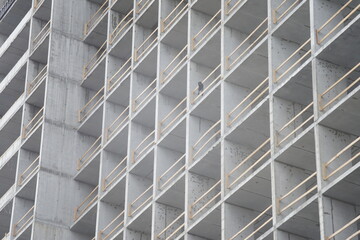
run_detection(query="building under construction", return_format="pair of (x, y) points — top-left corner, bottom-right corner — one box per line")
(0, 0), (359, 239)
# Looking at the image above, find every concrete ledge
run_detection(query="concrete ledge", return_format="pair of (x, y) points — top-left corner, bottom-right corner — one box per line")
(0, 184), (15, 212)
(0, 8), (30, 58)
(0, 134), (20, 170)
(0, 92), (24, 129)
(0, 49), (28, 94)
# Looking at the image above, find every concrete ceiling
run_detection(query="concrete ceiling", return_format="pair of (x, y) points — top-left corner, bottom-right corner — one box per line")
(0, 200), (12, 238)
(82, 57), (105, 91)
(191, 32), (220, 69)
(32, 0), (52, 21)
(21, 125), (41, 153)
(275, 131), (316, 172)
(157, 177), (185, 210)
(134, 49), (157, 78)
(225, 0), (267, 33)
(130, 151), (154, 181)
(226, 167), (272, 210)
(273, 2), (310, 45)
(78, 104), (103, 137)
(320, 89), (360, 136)
(0, 155), (16, 196)
(324, 167), (360, 206)
(278, 201), (320, 240)
(33, 0), (52, 22)
(74, 155), (100, 186)
(17, 176), (37, 201)
(225, 45), (269, 88)
(274, 63), (313, 106)
(161, 15), (188, 50)
(101, 177), (126, 205)
(136, 0), (158, 29)
(226, 102), (270, 148)
(29, 34), (49, 64)
(190, 143), (221, 180)
(0, 64), (26, 116)
(128, 207), (152, 234)
(0, 108), (21, 154)
(160, 68), (186, 99)
(84, 13), (108, 47)
(71, 204), (97, 236)
(104, 127), (128, 155)
(188, 206), (221, 240)
(158, 120), (186, 153)
(106, 77), (130, 106)
(132, 98), (156, 128)
(192, 0), (221, 17)
(0, 23), (29, 77)
(0, 0), (31, 37)
(190, 87), (221, 122)
(26, 78), (45, 107)
(112, 0), (133, 14)
(318, 21), (360, 70)
(109, 30), (132, 59)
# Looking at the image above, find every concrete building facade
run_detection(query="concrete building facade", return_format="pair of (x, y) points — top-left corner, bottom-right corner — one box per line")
(0, 0), (359, 239)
